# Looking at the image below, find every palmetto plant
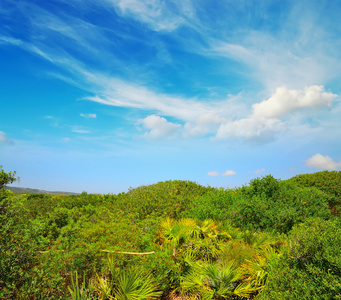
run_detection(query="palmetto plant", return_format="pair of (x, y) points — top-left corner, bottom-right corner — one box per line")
(92, 273), (113, 299)
(109, 270), (162, 300)
(102, 257), (162, 300)
(180, 260), (255, 299)
(238, 246), (281, 297)
(68, 271), (91, 300)
(159, 218), (231, 260)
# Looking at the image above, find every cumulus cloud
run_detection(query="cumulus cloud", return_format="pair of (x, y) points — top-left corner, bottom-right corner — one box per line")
(215, 85), (336, 142)
(140, 115), (181, 139)
(305, 153), (341, 170)
(252, 86), (336, 119)
(222, 170), (236, 176)
(215, 116), (283, 142)
(254, 168), (266, 174)
(0, 131), (14, 145)
(207, 171), (218, 176)
(80, 113), (97, 118)
(184, 113), (225, 138)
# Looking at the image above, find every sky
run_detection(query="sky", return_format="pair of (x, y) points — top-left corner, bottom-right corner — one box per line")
(1, 0), (341, 193)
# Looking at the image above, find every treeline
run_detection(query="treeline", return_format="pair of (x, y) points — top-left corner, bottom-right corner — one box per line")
(0, 167), (341, 299)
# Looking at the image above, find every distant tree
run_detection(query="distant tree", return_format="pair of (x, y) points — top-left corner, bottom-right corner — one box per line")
(0, 165), (17, 190)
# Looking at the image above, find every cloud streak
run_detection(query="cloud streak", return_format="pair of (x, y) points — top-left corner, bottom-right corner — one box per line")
(80, 113), (97, 119)
(0, 131), (14, 145)
(207, 171), (218, 176)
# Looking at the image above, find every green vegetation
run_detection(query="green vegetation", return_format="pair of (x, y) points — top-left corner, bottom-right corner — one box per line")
(1, 166), (341, 299)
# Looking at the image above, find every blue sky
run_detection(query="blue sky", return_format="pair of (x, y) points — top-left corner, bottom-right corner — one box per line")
(1, 0), (341, 193)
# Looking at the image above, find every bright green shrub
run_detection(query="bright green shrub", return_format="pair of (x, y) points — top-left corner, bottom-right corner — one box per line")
(289, 170), (341, 216)
(183, 189), (236, 221)
(183, 175), (332, 233)
(0, 194), (62, 299)
(118, 180), (214, 220)
(257, 218), (341, 299)
(0, 165), (17, 192)
(240, 174), (281, 199)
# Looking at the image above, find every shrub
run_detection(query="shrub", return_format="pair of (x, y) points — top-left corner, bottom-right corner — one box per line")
(289, 171), (341, 216)
(227, 179), (332, 233)
(184, 189), (236, 221)
(257, 218), (341, 299)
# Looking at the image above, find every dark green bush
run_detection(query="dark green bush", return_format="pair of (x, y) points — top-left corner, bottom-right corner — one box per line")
(228, 179), (332, 233)
(240, 174), (281, 199)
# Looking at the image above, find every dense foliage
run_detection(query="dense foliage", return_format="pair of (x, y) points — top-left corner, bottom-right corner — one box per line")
(289, 171), (341, 216)
(1, 166), (341, 299)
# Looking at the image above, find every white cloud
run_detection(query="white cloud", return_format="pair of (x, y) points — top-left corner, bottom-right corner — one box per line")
(254, 168), (266, 174)
(140, 115), (181, 139)
(221, 170), (236, 176)
(207, 171), (218, 176)
(305, 153), (341, 170)
(210, 25), (341, 91)
(80, 113), (97, 119)
(215, 85), (336, 142)
(0, 131), (14, 145)
(215, 116), (283, 142)
(252, 86), (336, 119)
(183, 113), (225, 138)
(107, 0), (192, 31)
(71, 127), (90, 134)
(83, 76), (239, 123)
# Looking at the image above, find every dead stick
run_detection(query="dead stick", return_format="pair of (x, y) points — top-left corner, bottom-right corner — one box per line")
(102, 250), (155, 255)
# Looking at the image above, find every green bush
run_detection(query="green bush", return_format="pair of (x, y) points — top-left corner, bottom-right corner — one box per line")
(227, 179), (332, 233)
(240, 174), (281, 199)
(289, 171), (341, 216)
(183, 189), (235, 221)
(258, 218), (341, 299)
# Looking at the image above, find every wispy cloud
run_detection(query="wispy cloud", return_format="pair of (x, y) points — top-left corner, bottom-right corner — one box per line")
(207, 171), (218, 176)
(80, 113), (97, 119)
(254, 168), (266, 174)
(106, 0), (194, 32)
(45, 116), (61, 128)
(0, 131), (14, 145)
(71, 127), (90, 134)
(306, 153), (341, 170)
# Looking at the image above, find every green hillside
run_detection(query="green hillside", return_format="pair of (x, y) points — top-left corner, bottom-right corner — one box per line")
(1, 166), (341, 299)
(5, 186), (78, 195)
